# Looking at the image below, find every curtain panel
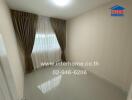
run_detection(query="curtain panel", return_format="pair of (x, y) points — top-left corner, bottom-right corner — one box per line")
(11, 10), (38, 73)
(50, 18), (66, 61)
(32, 16), (61, 69)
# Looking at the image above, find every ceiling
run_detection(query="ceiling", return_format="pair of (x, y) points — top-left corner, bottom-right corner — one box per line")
(6, 0), (114, 20)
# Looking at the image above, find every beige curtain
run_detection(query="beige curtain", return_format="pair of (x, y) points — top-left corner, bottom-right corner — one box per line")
(50, 18), (66, 61)
(11, 10), (38, 73)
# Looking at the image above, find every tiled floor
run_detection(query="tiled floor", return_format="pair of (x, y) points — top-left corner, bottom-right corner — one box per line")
(25, 66), (126, 100)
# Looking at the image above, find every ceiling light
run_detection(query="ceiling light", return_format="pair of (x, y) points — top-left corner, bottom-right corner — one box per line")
(52, 0), (71, 7)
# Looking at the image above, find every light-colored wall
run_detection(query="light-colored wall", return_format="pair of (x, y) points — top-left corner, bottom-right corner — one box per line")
(66, 0), (132, 91)
(0, 0), (24, 99)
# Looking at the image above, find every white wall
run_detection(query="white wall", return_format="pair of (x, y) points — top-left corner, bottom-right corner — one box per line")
(66, 0), (132, 91)
(0, 0), (24, 99)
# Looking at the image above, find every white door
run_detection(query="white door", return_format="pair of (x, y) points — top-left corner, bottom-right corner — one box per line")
(0, 64), (12, 100)
(0, 34), (17, 100)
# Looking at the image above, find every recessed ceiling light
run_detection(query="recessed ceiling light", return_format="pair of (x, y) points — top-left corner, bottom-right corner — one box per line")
(52, 0), (71, 7)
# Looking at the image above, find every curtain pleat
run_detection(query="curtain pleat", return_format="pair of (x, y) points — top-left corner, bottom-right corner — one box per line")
(50, 18), (66, 61)
(11, 10), (38, 73)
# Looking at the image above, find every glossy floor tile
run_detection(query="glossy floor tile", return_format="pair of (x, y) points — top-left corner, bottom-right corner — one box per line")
(25, 66), (126, 100)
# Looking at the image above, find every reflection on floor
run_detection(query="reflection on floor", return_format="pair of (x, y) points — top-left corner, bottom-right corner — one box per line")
(38, 75), (62, 94)
(25, 66), (126, 100)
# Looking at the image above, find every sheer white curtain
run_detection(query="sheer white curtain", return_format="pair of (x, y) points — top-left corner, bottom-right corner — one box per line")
(31, 16), (61, 70)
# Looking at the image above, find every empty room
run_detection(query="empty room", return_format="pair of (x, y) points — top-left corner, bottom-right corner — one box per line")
(0, 0), (132, 100)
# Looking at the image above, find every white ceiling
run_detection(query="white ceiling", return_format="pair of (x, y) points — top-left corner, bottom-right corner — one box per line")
(6, 0), (113, 20)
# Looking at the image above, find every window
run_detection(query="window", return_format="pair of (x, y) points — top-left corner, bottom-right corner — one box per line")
(32, 33), (60, 52)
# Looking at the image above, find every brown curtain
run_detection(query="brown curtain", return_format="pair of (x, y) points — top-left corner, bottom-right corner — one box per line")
(50, 18), (66, 61)
(11, 10), (38, 73)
